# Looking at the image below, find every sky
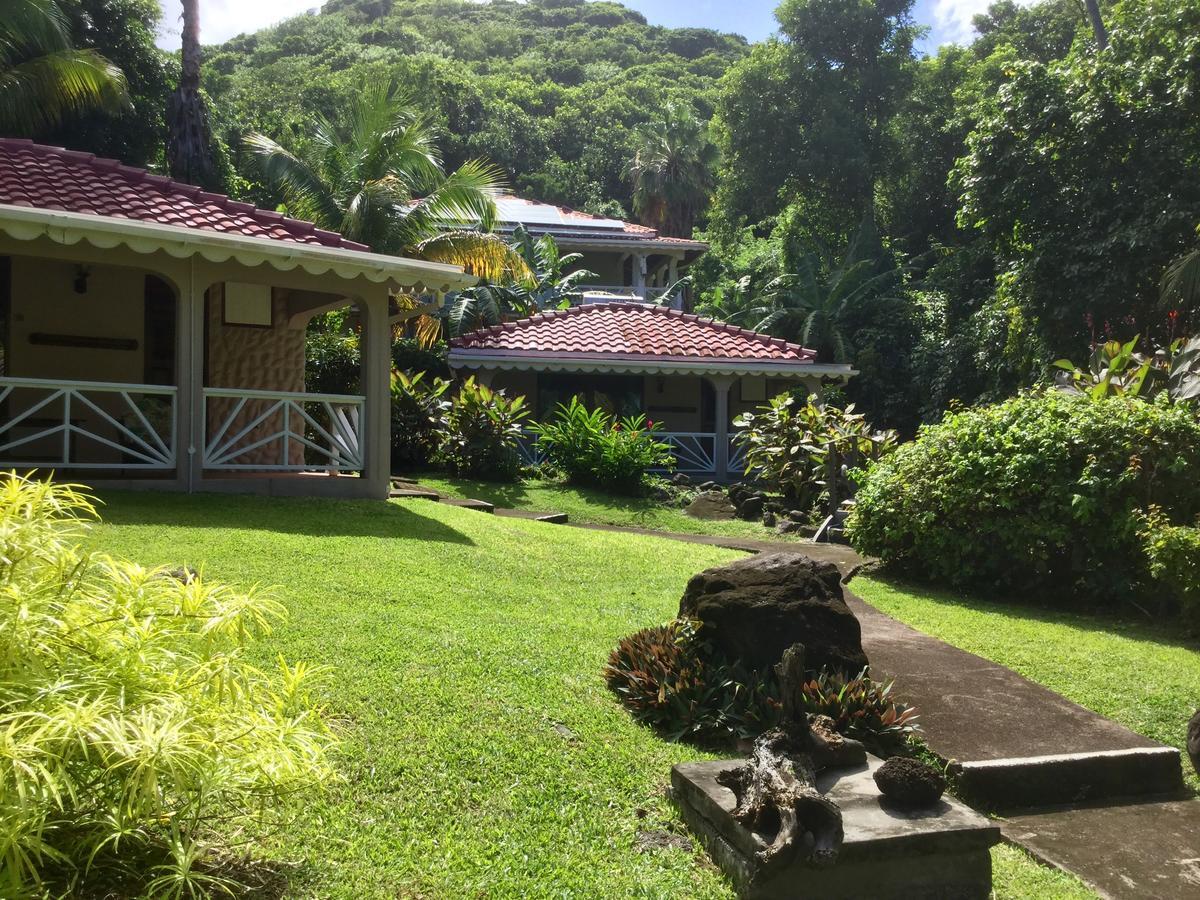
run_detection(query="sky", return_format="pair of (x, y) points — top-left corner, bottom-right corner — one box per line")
(155, 0), (1025, 53)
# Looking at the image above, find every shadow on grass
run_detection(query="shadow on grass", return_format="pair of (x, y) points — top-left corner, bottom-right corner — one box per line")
(858, 568), (1200, 655)
(94, 491), (476, 545)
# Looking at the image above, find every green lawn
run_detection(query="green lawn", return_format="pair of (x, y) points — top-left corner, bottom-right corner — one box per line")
(853, 573), (1200, 792)
(418, 474), (804, 542)
(89, 493), (1090, 898)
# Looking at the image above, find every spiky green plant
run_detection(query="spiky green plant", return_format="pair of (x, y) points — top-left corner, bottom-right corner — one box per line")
(0, 473), (334, 897)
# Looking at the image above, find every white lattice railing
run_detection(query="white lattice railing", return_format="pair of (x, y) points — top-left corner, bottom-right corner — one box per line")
(0, 376), (176, 469)
(728, 434), (748, 475)
(203, 388), (364, 472)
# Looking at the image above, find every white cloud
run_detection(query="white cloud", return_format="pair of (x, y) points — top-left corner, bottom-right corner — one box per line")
(155, 1), (320, 50)
(924, 0), (1038, 48)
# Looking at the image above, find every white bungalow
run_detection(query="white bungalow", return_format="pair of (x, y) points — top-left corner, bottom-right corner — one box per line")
(0, 139), (475, 499)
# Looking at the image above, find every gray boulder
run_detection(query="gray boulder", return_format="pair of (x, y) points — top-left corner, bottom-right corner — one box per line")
(678, 553), (868, 676)
(737, 494), (765, 521)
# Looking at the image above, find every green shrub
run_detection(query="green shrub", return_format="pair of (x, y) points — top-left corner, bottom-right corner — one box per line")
(305, 328), (360, 395)
(530, 398), (674, 495)
(734, 394), (896, 513)
(0, 474), (334, 897)
(1140, 507), (1200, 630)
(392, 337), (450, 379)
(848, 391), (1200, 602)
(390, 369), (450, 469)
(604, 618), (920, 752)
(436, 377), (529, 480)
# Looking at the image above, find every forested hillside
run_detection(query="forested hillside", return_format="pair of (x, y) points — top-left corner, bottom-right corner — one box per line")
(203, 0), (747, 216)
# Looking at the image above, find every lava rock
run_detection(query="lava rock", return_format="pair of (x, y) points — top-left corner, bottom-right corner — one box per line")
(671, 472), (693, 487)
(678, 553), (869, 676)
(699, 481), (720, 492)
(776, 520), (805, 534)
(762, 511), (777, 528)
(873, 757), (947, 809)
(685, 490), (738, 520)
(737, 494), (765, 521)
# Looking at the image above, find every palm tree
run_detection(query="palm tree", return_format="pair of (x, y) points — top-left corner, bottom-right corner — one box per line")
(245, 82), (526, 284)
(166, 0), (217, 188)
(625, 103), (718, 239)
(1162, 237), (1200, 315)
(446, 226), (597, 337)
(743, 227), (906, 363)
(0, 0), (127, 136)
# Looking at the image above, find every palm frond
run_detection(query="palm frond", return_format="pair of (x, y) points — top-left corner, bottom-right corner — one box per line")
(0, 48), (126, 136)
(244, 132), (344, 232)
(1162, 248), (1200, 310)
(414, 231), (532, 284)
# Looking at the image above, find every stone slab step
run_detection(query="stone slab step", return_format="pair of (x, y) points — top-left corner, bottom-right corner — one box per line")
(494, 508), (568, 525)
(443, 498), (495, 513)
(957, 746), (1183, 812)
(388, 488), (441, 501)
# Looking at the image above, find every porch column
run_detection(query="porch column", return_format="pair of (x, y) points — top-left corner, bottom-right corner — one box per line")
(180, 261), (205, 492)
(709, 374), (735, 481)
(362, 289), (392, 500)
(632, 253), (647, 297)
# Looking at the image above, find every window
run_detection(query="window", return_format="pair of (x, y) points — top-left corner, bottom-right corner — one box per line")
(537, 373), (644, 420)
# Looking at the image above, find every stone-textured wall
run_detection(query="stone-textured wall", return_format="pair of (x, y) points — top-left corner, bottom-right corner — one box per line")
(205, 284), (306, 467)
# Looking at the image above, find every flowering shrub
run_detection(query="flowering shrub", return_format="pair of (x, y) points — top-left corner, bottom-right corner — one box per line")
(531, 397), (673, 495)
(0, 474), (334, 897)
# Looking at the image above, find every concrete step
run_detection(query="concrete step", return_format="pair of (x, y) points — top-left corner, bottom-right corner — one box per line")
(957, 746), (1184, 812)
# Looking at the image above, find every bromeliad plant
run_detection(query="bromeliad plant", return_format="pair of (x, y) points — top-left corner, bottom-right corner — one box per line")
(604, 617), (920, 751)
(435, 376), (529, 480)
(530, 397), (674, 495)
(0, 473), (334, 898)
(1052, 334), (1200, 402)
(734, 393), (897, 514)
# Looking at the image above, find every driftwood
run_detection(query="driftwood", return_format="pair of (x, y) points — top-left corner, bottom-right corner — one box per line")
(716, 644), (864, 876)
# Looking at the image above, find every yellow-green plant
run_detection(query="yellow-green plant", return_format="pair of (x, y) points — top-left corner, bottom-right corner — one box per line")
(0, 473), (334, 897)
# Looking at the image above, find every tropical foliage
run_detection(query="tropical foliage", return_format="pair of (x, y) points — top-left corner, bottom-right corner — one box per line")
(445, 227), (596, 338)
(390, 368), (450, 468)
(734, 393), (897, 514)
(531, 397), (674, 495)
(0, 474), (333, 897)
(435, 376), (529, 480)
(0, 0), (127, 136)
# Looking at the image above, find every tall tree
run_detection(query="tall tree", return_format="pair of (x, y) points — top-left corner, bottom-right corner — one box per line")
(245, 82), (527, 280)
(1083, 0), (1108, 49)
(0, 0), (127, 136)
(625, 103), (718, 238)
(712, 0), (918, 248)
(166, 0), (216, 187)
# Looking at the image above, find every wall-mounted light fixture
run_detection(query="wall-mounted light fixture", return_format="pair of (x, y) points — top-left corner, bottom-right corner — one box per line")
(73, 265), (90, 295)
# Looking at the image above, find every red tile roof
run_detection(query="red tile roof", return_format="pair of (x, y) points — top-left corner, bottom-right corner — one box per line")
(0, 139), (368, 251)
(450, 302), (816, 363)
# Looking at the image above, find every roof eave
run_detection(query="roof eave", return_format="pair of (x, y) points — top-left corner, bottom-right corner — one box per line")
(447, 348), (856, 379)
(0, 204), (478, 291)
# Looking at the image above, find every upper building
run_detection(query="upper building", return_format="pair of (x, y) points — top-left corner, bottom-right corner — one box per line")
(490, 196), (709, 306)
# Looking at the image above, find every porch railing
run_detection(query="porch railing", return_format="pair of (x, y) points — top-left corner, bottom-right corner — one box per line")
(202, 387), (364, 472)
(0, 376), (177, 469)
